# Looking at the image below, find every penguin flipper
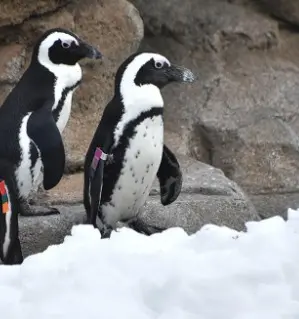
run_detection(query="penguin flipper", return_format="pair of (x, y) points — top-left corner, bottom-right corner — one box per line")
(89, 157), (105, 228)
(88, 136), (114, 229)
(157, 144), (182, 206)
(27, 101), (65, 190)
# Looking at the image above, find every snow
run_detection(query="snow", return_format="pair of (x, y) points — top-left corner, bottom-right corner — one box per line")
(2, 209), (299, 318)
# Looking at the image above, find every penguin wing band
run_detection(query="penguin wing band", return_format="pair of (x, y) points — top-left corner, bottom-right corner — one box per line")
(157, 145), (183, 206)
(88, 128), (114, 228)
(90, 147), (108, 179)
(27, 101), (66, 191)
(0, 180), (9, 214)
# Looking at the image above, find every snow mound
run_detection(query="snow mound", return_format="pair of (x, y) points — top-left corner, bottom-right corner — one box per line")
(1, 209), (299, 318)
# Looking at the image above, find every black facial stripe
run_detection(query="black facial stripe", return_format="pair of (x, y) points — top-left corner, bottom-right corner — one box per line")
(52, 80), (81, 122)
(134, 58), (171, 89)
(29, 141), (38, 174)
(134, 58), (156, 86)
(48, 40), (79, 65)
(31, 28), (81, 61)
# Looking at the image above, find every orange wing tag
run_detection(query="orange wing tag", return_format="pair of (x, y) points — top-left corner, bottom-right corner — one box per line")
(0, 181), (9, 214)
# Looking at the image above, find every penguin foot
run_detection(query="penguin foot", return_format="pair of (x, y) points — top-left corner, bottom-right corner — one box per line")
(20, 204), (60, 217)
(127, 218), (167, 236)
(1, 238), (24, 265)
(100, 225), (113, 239)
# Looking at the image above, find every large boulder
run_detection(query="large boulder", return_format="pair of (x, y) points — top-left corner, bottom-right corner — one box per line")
(260, 0), (299, 27)
(138, 157), (259, 234)
(0, 0), (144, 167)
(11, 156), (258, 260)
(37, 157), (259, 234)
(0, 0), (70, 27)
(131, 0), (299, 217)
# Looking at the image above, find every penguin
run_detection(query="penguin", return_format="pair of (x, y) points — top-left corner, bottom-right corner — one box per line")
(83, 52), (196, 238)
(5, 28), (101, 218)
(0, 28), (101, 264)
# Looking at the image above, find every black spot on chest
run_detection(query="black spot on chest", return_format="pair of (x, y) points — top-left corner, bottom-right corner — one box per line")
(99, 108), (163, 207)
(30, 141), (38, 171)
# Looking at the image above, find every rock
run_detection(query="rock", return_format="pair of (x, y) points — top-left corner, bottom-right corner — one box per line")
(0, 44), (26, 83)
(11, 157), (258, 261)
(18, 205), (85, 259)
(132, 0), (278, 52)
(61, 0), (143, 167)
(0, 0), (69, 28)
(0, 0), (144, 170)
(138, 158), (259, 234)
(35, 157), (259, 234)
(250, 193), (299, 221)
(131, 0), (299, 217)
(260, 0), (299, 27)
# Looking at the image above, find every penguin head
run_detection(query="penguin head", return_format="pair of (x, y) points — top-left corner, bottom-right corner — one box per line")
(115, 52), (196, 108)
(116, 52), (196, 91)
(33, 28), (102, 67)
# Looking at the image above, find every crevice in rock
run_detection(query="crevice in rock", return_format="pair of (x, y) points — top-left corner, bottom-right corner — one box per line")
(0, 79), (16, 86)
(189, 124), (214, 165)
(64, 159), (85, 175)
(143, 23), (185, 46)
(28, 1), (73, 20)
(276, 19), (299, 33)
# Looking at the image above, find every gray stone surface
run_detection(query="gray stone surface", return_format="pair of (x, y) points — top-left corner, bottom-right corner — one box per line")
(139, 158), (259, 234)
(250, 193), (299, 220)
(130, 0), (299, 217)
(260, 0), (299, 27)
(9, 157), (259, 263)
(19, 205), (85, 259)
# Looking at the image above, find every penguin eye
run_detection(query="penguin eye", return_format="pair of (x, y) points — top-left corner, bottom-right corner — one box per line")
(61, 41), (71, 49)
(154, 61), (164, 69)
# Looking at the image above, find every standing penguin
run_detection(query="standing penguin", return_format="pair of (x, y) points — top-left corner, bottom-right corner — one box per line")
(0, 28), (101, 264)
(11, 28), (101, 217)
(83, 52), (196, 238)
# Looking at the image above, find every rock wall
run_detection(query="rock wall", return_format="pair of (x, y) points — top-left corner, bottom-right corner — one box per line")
(1, 0), (298, 238)
(131, 0), (299, 218)
(0, 0), (259, 245)
(0, 0), (143, 167)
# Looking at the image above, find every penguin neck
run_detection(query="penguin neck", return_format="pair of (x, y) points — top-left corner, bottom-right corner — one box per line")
(36, 53), (83, 90)
(120, 82), (164, 113)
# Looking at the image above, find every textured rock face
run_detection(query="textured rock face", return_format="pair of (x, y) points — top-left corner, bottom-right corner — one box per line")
(0, 0), (69, 27)
(139, 157), (259, 234)
(131, 0), (299, 217)
(0, 0), (144, 166)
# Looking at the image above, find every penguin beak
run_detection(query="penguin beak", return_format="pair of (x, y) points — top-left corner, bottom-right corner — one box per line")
(166, 65), (196, 83)
(77, 41), (102, 60)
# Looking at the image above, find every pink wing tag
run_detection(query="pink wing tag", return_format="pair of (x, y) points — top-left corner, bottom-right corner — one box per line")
(91, 147), (108, 172)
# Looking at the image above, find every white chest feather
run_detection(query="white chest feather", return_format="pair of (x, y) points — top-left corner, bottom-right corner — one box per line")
(102, 115), (164, 227)
(15, 113), (43, 198)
